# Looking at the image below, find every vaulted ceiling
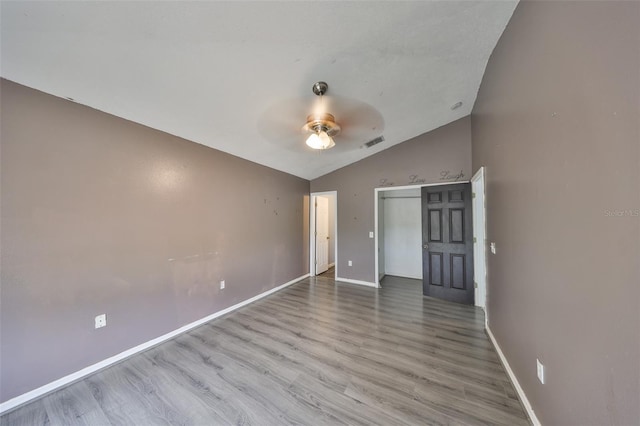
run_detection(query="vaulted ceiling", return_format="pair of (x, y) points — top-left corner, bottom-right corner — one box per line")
(1, 1), (517, 180)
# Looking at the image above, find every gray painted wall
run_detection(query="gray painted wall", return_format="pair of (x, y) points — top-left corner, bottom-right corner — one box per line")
(472, 2), (639, 424)
(0, 79), (310, 403)
(311, 117), (471, 283)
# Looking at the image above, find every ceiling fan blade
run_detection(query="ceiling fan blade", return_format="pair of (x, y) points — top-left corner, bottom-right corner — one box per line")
(326, 96), (385, 148)
(257, 97), (312, 152)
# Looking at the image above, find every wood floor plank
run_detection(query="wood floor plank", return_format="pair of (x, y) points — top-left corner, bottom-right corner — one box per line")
(1, 275), (531, 425)
(41, 381), (111, 426)
(344, 375), (459, 426)
(147, 338), (296, 425)
(85, 371), (177, 426)
(0, 398), (50, 426)
(288, 371), (407, 426)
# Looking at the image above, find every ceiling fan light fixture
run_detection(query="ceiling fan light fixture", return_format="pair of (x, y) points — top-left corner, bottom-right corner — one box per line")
(302, 112), (340, 150)
(306, 130), (335, 150)
(302, 82), (341, 150)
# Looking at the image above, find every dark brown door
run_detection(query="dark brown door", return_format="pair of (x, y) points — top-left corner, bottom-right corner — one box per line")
(421, 183), (474, 304)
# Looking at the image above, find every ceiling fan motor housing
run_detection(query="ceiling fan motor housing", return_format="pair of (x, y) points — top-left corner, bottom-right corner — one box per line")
(303, 113), (341, 136)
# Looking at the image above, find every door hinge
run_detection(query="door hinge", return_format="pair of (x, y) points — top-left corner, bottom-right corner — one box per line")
(474, 281), (478, 288)
(472, 192), (476, 198)
(473, 237), (477, 243)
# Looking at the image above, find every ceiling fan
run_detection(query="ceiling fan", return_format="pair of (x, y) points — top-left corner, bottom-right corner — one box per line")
(302, 82), (340, 150)
(257, 81), (384, 153)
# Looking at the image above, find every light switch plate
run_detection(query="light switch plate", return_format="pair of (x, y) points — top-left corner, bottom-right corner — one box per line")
(490, 242), (496, 254)
(369, 231), (374, 238)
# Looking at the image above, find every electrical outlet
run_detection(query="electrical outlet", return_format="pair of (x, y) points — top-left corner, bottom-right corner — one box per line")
(348, 260), (353, 266)
(95, 314), (107, 329)
(220, 280), (225, 290)
(490, 242), (497, 254)
(537, 358), (545, 384)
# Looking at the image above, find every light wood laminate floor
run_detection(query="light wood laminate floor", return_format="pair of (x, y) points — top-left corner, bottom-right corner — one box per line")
(1, 275), (531, 425)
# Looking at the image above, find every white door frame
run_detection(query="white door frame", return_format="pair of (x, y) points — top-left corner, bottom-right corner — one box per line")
(374, 181), (469, 287)
(315, 196), (330, 274)
(310, 191), (338, 277)
(471, 167), (488, 319)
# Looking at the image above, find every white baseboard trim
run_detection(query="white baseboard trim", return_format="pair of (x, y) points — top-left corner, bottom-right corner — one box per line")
(0, 273), (309, 415)
(335, 277), (379, 288)
(486, 326), (541, 426)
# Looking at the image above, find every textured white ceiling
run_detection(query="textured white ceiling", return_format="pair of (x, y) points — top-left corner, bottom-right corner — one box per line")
(1, 1), (517, 180)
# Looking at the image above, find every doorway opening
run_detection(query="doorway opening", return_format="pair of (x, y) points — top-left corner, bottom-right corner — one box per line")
(376, 187), (423, 284)
(310, 191), (337, 277)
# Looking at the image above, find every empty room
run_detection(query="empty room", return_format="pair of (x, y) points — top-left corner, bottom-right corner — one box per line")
(1, 1), (638, 425)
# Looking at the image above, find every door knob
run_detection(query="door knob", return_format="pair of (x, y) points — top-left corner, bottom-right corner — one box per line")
(423, 244), (429, 249)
